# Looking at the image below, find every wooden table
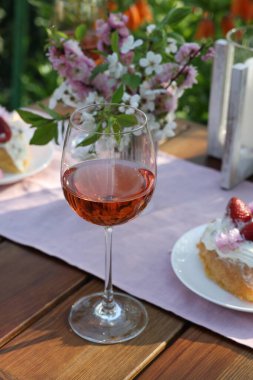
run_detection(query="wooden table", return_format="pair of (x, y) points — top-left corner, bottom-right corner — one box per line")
(1, 122), (253, 380)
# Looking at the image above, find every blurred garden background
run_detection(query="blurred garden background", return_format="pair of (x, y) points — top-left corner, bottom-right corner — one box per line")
(0, 0), (251, 124)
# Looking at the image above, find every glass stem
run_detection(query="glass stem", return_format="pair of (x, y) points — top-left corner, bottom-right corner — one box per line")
(102, 226), (115, 311)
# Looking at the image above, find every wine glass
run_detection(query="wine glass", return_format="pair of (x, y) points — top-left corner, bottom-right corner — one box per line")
(61, 103), (156, 344)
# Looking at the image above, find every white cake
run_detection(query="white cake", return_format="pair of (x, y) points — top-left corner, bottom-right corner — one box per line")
(198, 197), (253, 301)
(0, 107), (30, 173)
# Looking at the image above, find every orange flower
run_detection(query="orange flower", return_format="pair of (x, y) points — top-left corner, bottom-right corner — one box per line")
(107, 0), (117, 11)
(135, 0), (153, 23)
(195, 18), (215, 39)
(221, 14), (235, 35)
(95, 56), (104, 65)
(124, 4), (142, 30)
(231, 0), (253, 21)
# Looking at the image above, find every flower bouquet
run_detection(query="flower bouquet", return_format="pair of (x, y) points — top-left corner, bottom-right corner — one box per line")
(18, 7), (213, 146)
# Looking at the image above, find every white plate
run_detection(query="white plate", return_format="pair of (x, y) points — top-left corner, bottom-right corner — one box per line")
(171, 224), (253, 312)
(0, 144), (54, 185)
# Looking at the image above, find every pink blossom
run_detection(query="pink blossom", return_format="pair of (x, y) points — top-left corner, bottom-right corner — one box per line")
(155, 87), (178, 114)
(95, 13), (130, 51)
(48, 40), (95, 85)
(48, 46), (69, 77)
(215, 228), (243, 253)
(179, 66), (198, 89)
(121, 51), (134, 65)
(92, 73), (115, 99)
(152, 63), (178, 86)
(64, 39), (86, 60)
(108, 13), (129, 38)
(175, 43), (200, 64)
(95, 19), (111, 50)
(68, 81), (92, 99)
(201, 47), (215, 62)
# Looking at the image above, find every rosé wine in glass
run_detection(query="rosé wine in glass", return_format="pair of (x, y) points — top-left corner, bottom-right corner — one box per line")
(61, 103), (156, 344)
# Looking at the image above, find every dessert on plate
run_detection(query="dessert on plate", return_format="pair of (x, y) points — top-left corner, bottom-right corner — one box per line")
(198, 197), (253, 302)
(0, 107), (30, 174)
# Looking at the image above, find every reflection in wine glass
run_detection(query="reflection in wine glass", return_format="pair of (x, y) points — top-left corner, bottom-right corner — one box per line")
(61, 103), (156, 344)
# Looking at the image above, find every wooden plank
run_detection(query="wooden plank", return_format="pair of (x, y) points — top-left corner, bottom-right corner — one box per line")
(0, 240), (89, 348)
(138, 325), (253, 380)
(160, 123), (222, 171)
(160, 123), (208, 162)
(0, 280), (185, 380)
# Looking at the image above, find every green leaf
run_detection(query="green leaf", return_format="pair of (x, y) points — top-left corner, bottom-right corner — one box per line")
(122, 74), (141, 90)
(149, 28), (166, 43)
(46, 27), (68, 41)
(17, 109), (52, 127)
(74, 24), (87, 41)
(161, 7), (191, 26)
(30, 122), (58, 145)
(114, 114), (138, 127)
(77, 123), (103, 147)
(92, 49), (108, 57)
(166, 32), (185, 45)
(111, 31), (119, 56)
(112, 122), (121, 145)
(107, 116), (121, 145)
(111, 84), (124, 103)
(90, 63), (109, 81)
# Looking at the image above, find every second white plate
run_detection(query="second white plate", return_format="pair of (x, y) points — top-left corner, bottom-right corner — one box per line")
(171, 224), (253, 312)
(0, 143), (54, 185)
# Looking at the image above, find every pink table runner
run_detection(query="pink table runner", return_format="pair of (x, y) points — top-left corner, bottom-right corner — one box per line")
(1, 151), (253, 348)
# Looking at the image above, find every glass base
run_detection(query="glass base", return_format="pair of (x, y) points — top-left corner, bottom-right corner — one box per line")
(68, 292), (148, 344)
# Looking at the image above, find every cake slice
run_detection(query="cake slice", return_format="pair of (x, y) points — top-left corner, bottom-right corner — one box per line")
(198, 197), (253, 302)
(0, 108), (30, 174)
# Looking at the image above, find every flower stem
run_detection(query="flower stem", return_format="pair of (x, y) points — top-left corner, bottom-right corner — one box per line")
(166, 45), (205, 89)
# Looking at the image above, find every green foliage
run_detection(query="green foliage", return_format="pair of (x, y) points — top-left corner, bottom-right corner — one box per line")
(160, 7), (191, 27)
(0, 0), (233, 124)
(0, 0), (58, 110)
(17, 105), (138, 146)
(17, 107), (69, 145)
(77, 123), (103, 147)
(122, 73), (142, 90)
(111, 84), (124, 103)
(111, 31), (120, 56)
(90, 63), (110, 80)
(74, 24), (87, 41)
(148, 0), (215, 124)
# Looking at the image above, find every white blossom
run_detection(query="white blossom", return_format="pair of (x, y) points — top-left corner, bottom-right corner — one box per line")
(123, 92), (130, 102)
(139, 51), (162, 76)
(49, 82), (75, 109)
(147, 113), (160, 132)
(77, 111), (96, 133)
(142, 100), (155, 112)
(119, 93), (131, 113)
(107, 53), (127, 79)
(126, 94), (141, 114)
(130, 94), (140, 108)
(146, 24), (156, 35)
(121, 36), (143, 54)
(119, 94), (140, 114)
(165, 38), (177, 55)
(139, 81), (152, 97)
(163, 113), (177, 137)
(84, 91), (101, 105)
